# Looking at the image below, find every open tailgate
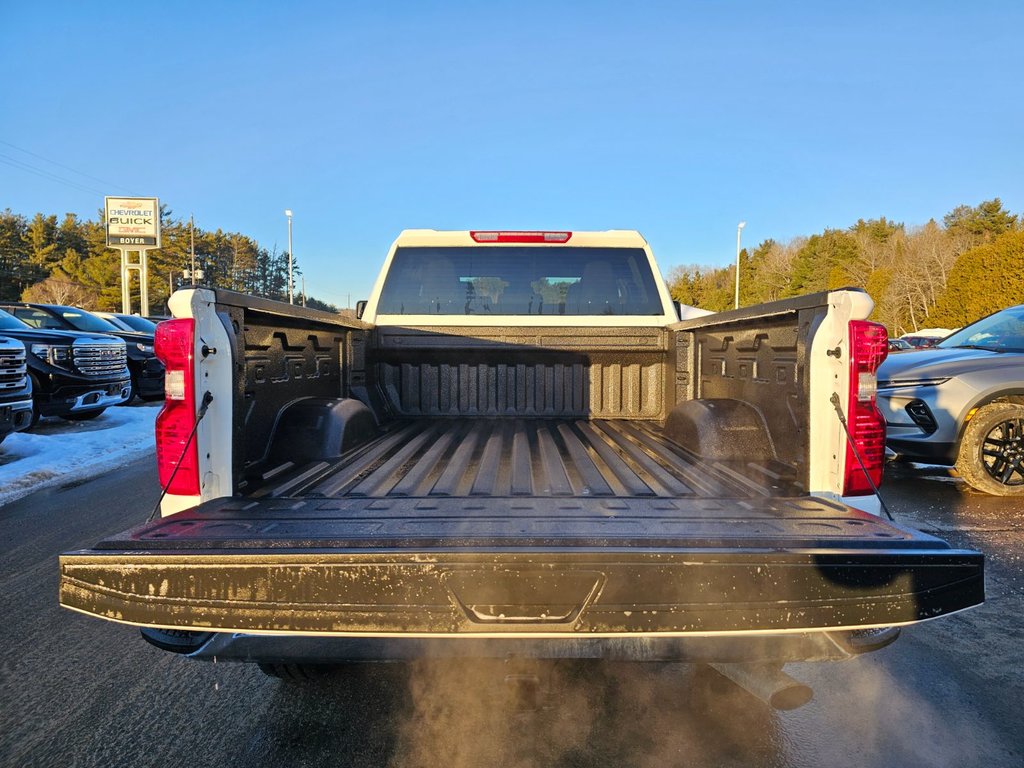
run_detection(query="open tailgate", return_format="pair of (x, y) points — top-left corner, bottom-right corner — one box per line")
(60, 495), (983, 636)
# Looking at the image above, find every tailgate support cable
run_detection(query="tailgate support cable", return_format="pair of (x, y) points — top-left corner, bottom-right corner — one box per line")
(148, 391), (214, 522)
(830, 392), (894, 521)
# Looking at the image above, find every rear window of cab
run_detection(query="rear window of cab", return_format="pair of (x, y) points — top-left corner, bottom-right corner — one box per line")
(376, 246), (664, 316)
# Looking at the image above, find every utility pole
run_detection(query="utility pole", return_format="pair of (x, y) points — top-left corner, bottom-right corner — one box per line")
(301, 276), (306, 307)
(735, 221), (746, 310)
(285, 209), (294, 303)
(190, 214), (196, 284)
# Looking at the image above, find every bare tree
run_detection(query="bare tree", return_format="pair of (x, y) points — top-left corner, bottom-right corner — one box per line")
(878, 221), (961, 334)
(22, 277), (100, 308)
(755, 239), (800, 301)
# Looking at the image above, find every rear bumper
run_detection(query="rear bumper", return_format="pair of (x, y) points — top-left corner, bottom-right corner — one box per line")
(179, 626), (898, 664)
(60, 548), (984, 637)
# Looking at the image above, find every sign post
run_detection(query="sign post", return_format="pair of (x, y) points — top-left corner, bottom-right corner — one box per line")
(105, 197), (160, 316)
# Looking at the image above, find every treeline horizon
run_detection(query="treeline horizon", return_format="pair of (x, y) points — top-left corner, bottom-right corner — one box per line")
(2, 199), (1022, 331)
(667, 198), (1023, 334)
(0, 205), (339, 313)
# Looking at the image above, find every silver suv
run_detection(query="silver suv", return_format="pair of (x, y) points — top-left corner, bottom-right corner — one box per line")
(877, 304), (1024, 495)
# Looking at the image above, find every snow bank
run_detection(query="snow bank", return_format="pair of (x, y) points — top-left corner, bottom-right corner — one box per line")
(0, 404), (159, 508)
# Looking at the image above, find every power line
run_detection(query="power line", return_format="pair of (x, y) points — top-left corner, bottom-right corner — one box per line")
(0, 154), (104, 196)
(0, 154), (102, 195)
(0, 138), (125, 190)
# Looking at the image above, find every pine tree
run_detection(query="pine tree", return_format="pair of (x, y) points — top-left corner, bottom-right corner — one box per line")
(943, 198), (1019, 252)
(785, 229), (861, 296)
(0, 210), (29, 299)
(24, 213), (59, 285)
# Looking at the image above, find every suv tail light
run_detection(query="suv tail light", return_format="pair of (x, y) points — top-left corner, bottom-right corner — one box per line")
(154, 319), (199, 495)
(844, 320), (889, 496)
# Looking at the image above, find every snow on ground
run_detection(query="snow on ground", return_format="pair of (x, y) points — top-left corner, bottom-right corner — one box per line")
(0, 404), (160, 508)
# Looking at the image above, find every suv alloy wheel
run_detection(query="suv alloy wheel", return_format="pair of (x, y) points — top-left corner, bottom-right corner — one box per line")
(955, 402), (1024, 495)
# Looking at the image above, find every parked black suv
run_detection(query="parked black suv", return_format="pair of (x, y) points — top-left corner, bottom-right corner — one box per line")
(0, 335), (33, 444)
(0, 309), (131, 423)
(0, 303), (164, 402)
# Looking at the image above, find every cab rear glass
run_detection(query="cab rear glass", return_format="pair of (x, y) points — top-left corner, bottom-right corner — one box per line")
(376, 246), (664, 316)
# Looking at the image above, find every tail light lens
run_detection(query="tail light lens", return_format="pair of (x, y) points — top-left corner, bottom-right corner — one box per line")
(154, 319), (199, 495)
(844, 320), (889, 496)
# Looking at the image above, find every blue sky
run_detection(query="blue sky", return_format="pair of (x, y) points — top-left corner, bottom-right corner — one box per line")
(1, 1), (1021, 306)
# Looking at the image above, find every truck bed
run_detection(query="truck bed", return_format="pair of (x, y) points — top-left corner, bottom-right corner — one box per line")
(250, 417), (797, 501)
(58, 289), (984, 642)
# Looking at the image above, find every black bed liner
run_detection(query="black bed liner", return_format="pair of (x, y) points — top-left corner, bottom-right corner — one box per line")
(249, 418), (797, 501)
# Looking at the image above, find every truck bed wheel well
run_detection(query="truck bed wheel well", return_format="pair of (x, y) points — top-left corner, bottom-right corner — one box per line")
(268, 397), (379, 464)
(664, 398), (776, 463)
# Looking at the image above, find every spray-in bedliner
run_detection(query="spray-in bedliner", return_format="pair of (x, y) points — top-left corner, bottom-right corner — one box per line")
(244, 417), (801, 502)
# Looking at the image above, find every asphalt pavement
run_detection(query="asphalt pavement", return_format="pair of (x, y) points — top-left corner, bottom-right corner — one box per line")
(1, 457), (1021, 768)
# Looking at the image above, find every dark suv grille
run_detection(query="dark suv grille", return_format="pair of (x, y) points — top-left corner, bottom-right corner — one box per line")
(0, 348), (27, 390)
(73, 343), (128, 377)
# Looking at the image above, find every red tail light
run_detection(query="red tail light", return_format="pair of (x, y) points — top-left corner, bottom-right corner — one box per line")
(154, 319), (199, 495)
(470, 231), (572, 243)
(843, 320), (889, 496)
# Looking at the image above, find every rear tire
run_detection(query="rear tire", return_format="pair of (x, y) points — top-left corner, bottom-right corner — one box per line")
(955, 402), (1024, 496)
(256, 662), (341, 682)
(60, 408), (106, 421)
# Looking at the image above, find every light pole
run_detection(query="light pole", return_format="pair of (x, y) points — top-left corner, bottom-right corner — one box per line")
(734, 221), (746, 310)
(285, 209), (294, 304)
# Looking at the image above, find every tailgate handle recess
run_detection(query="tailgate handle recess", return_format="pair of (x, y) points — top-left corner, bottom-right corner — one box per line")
(444, 570), (605, 625)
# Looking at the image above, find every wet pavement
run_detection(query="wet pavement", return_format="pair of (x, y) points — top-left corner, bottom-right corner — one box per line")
(1, 458), (1021, 767)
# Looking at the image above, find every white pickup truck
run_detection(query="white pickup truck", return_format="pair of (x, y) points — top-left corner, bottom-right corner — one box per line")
(61, 229), (983, 709)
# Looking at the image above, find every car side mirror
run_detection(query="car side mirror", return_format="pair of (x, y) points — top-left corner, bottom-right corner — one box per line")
(355, 300), (367, 320)
(673, 300), (682, 321)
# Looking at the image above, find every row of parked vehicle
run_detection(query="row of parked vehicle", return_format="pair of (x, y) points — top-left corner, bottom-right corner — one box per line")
(0, 303), (165, 445)
(888, 327), (959, 351)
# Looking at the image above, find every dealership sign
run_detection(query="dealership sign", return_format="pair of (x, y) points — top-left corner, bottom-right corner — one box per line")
(105, 196), (161, 247)
(105, 196), (160, 315)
